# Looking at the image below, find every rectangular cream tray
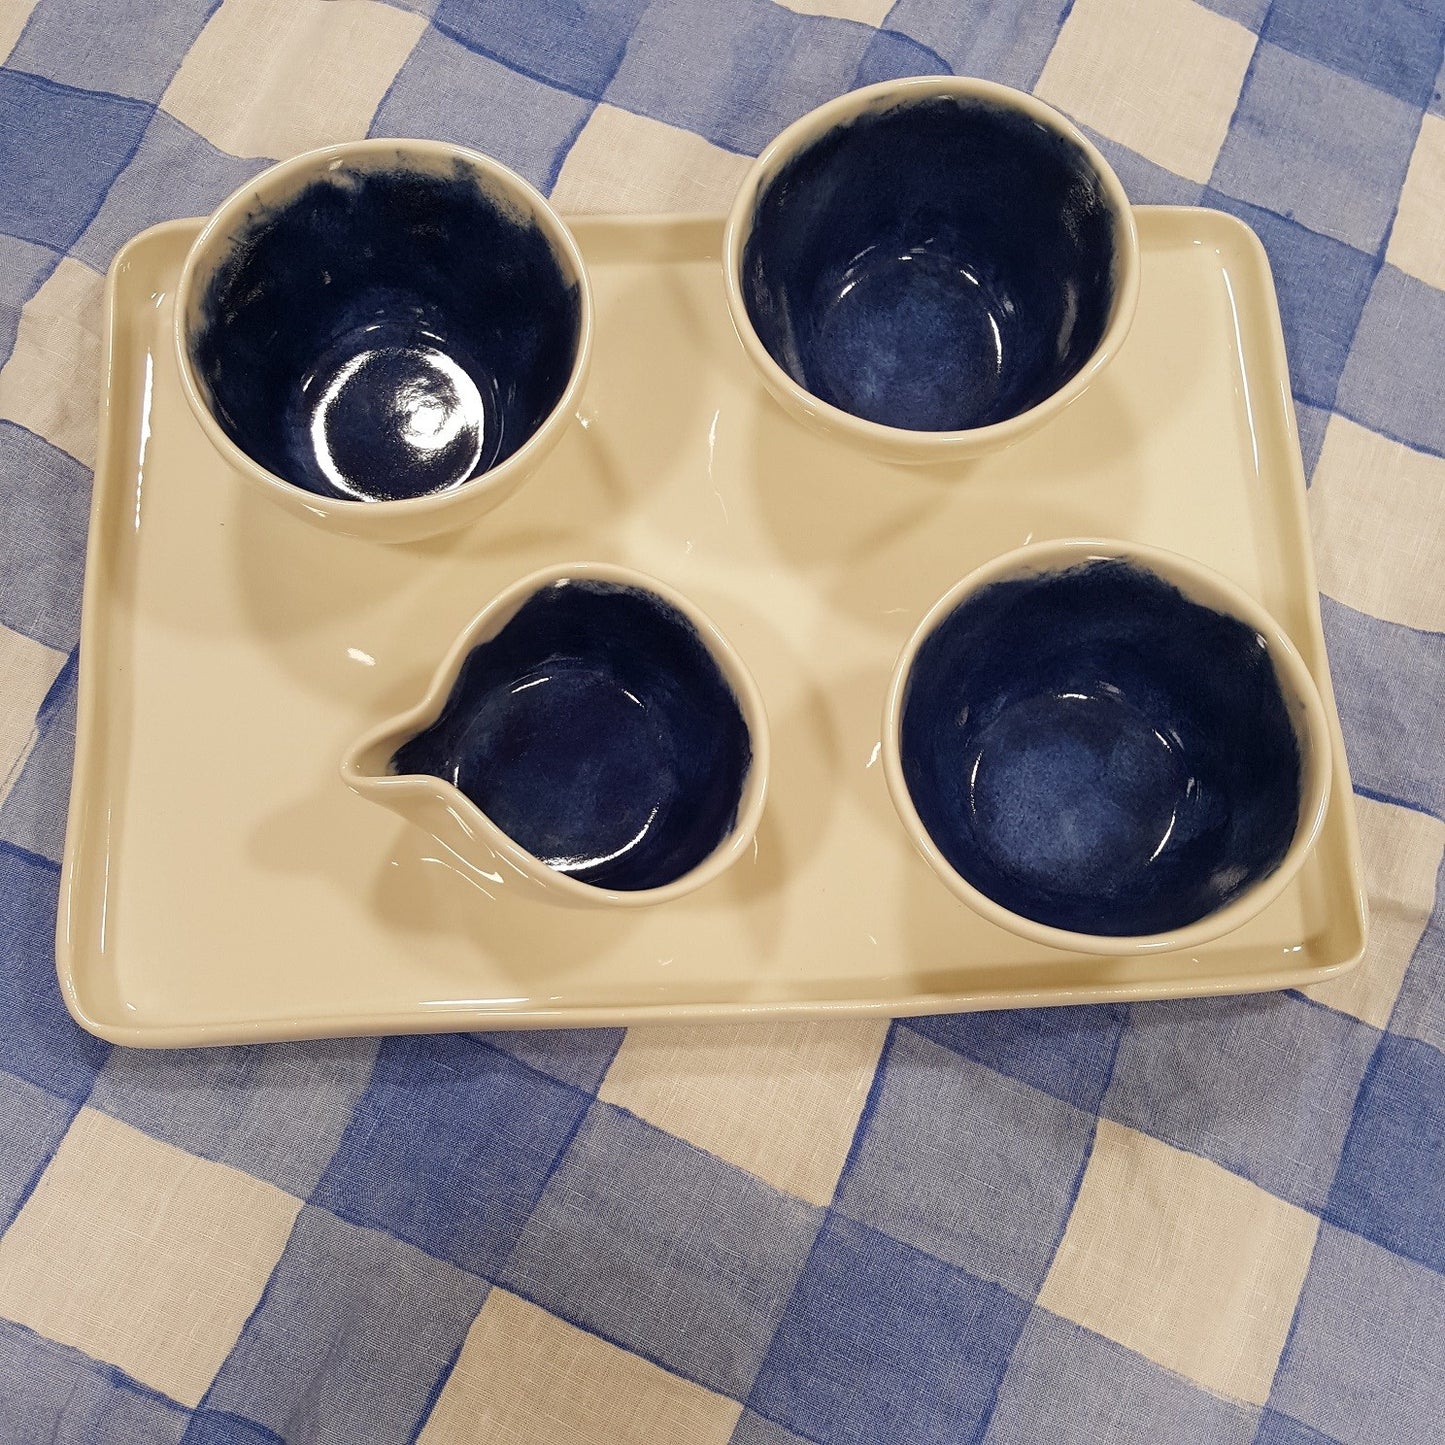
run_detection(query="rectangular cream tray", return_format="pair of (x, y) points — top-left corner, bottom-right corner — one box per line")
(58, 209), (1366, 1046)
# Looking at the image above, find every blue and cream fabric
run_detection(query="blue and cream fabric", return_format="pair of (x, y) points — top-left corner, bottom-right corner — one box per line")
(1, 1), (1442, 1441)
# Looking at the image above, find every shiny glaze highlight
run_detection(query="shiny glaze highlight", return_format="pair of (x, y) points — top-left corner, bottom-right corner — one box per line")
(899, 559), (1305, 936)
(741, 94), (1119, 432)
(190, 162), (581, 502)
(391, 580), (754, 892)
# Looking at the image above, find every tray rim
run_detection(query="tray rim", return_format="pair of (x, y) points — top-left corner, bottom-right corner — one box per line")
(57, 206), (1368, 1047)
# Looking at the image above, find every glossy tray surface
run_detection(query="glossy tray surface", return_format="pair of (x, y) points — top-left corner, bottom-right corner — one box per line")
(58, 210), (1366, 1046)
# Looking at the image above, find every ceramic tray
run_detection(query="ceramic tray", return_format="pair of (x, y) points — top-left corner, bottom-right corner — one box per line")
(58, 209), (1367, 1047)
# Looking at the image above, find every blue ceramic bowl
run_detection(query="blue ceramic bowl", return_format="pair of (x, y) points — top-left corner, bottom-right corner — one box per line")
(176, 140), (591, 542)
(883, 541), (1332, 953)
(724, 78), (1139, 463)
(343, 564), (770, 907)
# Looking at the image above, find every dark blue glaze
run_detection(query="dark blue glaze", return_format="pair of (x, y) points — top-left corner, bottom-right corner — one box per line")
(191, 162), (581, 502)
(743, 96), (1119, 432)
(392, 580), (754, 892)
(900, 560), (1303, 936)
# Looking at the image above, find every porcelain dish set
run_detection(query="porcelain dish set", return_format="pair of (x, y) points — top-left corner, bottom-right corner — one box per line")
(59, 77), (1365, 1045)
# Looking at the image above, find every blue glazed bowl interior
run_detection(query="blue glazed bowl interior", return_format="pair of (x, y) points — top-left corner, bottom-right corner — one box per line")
(190, 161), (582, 503)
(391, 580), (754, 893)
(742, 96), (1121, 433)
(899, 560), (1305, 937)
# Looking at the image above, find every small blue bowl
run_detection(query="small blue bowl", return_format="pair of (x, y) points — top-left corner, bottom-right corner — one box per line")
(883, 542), (1331, 953)
(176, 141), (591, 541)
(724, 78), (1139, 463)
(343, 565), (770, 907)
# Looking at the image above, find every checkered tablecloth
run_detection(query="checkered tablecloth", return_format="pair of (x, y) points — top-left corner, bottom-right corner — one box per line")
(1, 1), (1442, 1442)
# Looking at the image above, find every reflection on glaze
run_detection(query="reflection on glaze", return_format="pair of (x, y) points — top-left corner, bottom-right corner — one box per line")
(296, 322), (493, 500)
(900, 560), (1303, 936)
(392, 580), (753, 892)
(191, 163), (581, 501)
(742, 97), (1117, 431)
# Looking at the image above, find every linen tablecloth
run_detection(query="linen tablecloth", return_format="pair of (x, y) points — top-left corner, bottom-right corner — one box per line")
(1, 2), (1442, 1441)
